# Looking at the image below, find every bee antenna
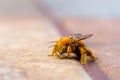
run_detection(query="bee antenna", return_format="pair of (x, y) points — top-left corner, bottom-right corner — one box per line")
(48, 45), (55, 48)
(48, 41), (57, 43)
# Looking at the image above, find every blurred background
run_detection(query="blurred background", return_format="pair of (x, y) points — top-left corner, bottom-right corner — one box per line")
(0, 0), (120, 80)
(46, 0), (120, 18)
(1, 0), (120, 18)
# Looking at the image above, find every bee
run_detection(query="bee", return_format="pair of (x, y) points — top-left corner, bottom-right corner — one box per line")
(48, 33), (96, 65)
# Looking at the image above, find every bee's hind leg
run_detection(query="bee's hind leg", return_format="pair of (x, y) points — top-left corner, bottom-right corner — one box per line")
(67, 45), (72, 58)
(79, 47), (87, 65)
(84, 47), (96, 61)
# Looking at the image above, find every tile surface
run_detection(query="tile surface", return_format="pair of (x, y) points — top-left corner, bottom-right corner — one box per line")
(0, 17), (92, 80)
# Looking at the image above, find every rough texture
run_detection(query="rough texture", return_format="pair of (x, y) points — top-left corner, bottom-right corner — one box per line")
(0, 0), (92, 80)
(0, 17), (92, 80)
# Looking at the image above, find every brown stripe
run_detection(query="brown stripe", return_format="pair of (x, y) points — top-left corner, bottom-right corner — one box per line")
(82, 62), (109, 80)
(33, 0), (110, 80)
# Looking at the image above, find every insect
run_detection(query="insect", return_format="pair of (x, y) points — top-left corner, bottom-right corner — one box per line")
(48, 33), (96, 65)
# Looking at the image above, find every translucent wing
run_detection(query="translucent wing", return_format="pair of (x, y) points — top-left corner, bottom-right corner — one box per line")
(79, 34), (93, 40)
(69, 33), (82, 37)
(69, 33), (93, 40)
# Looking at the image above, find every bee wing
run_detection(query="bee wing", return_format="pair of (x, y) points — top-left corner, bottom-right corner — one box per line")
(68, 33), (82, 38)
(79, 34), (93, 40)
(74, 33), (82, 37)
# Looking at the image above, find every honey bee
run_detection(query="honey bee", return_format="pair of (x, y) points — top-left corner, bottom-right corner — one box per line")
(48, 33), (96, 65)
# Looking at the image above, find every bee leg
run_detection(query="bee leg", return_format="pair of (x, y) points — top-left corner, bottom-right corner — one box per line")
(48, 46), (56, 56)
(48, 46), (61, 59)
(79, 47), (86, 65)
(84, 47), (96, 60)
(55, 52), (61, 59)
(67, 45), (72, 58)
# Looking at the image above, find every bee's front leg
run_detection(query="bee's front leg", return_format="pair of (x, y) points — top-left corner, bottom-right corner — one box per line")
(55, 52), (61, 59)
(79, 47), (87, 65)
(48, 46), (61, 59)
(48, 46), (56, 56)
(67, 45), (72, 58)
(84, 47), (96, 60)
